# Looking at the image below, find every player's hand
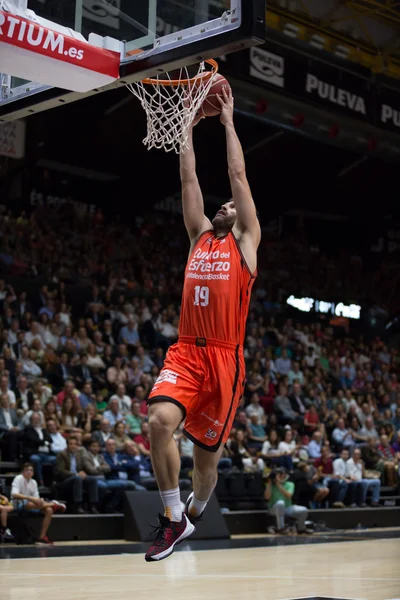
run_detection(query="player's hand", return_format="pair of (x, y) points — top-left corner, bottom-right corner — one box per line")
(217, 86), (234, 126)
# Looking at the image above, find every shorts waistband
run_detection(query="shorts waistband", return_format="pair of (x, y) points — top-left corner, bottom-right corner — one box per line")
(178, 336), (240, 351)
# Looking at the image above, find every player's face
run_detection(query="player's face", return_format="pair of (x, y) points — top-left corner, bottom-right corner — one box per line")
(212, 200), (237, 231)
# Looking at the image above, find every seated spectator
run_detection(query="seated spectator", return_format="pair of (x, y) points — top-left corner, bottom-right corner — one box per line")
(233, 409), (250, 433)
(86, 343), (106, 371)
(331, 418), (356, 452)
(278, 428), (297, 467)
(228, 430), (264, 472)
(102, 438), (145, 490)
(112, 420), (131, 452)
(120, 441), (154, 485)
(92, 418), (112, 449)
(119, 317), (140, 350)
(247, 414), (267, 451)
(315, 446), (347, 508)
(292, 461), (329, 508)
(52, 352), (73, 388)
(378, 434), (398, 486)
(103, 398), (124, 428)
(0, 374), (16, 407)
(56, 379), (79, 406)
(348, 416), (365, 445)
(261, 429), (293, 471)
(275, 349), (291, 376)
(43, 398), (61, 426)
(0, 394), (20, 460)
(289, 382), (309, 419)
(359, 417), (379, 441)
(346, 448), (381, 506)
(47, 419), (67, 454)
(11, 462), (66, 545)
(245, 392), (266, 425)
(54, 436), (100, 514)
(22, 413), (56, 485)
(134, 421), (151, 458)
(78, 403), (101, 439)
(79, 381), (95, 411)
(126, 401), (143, 436)
(21, 345), (42, 378)
(333, 449), (361, 507)
(265, 467), (309, 534)
(287, 362), (305, 386)
(74, 354), (93, 388)
(33, 379), (52, 407)
(95, 391), (108, 413)
(0, 491), (14, 542)
(274, 384), (299, 425)
(82, 439), (125, 512)
(21, 398), (45, 427)
(15, 375), (34, 411)
(303, 404), (322, 436)
(110, 383), (132, 414)
(307, 431), (323, 459)
(107, 357), (127, 388)
(60, 396), (81, 434)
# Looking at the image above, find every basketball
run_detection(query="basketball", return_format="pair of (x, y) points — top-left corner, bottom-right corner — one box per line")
(197, 74), (231, 118)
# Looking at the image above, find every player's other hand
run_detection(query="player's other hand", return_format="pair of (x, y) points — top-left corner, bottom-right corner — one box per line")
(217, 86), (234, 126)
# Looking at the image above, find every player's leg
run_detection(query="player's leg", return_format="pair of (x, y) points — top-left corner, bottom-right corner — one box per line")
(188, 444), (226, 518)
(145, 400), (195, 562)
(148, 401), (184, 521)
(184, 345), (246, 520)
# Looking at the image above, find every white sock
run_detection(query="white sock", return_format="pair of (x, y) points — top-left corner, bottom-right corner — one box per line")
(189, 493), (209, 518)
(160, 487), (182, 522)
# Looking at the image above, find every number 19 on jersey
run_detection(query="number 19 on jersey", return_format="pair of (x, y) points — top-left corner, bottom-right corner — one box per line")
(194, 286), (209, 307)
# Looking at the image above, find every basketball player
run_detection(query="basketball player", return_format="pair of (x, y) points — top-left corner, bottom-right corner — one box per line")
(145, 87), (261, 561)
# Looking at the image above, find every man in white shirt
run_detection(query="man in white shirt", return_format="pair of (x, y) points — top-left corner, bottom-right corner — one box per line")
(333, 449), (361, 507)
(346, 448), (381, 507)
(11, 463), (65, 544)
(110, 383), (132, 414)
(47, 419), (67, 453)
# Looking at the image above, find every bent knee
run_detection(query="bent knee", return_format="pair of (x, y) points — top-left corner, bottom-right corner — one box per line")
(148, 402), (183, 435)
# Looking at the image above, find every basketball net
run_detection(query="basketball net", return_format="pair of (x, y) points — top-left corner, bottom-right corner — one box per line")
(126, 60), (218, 154)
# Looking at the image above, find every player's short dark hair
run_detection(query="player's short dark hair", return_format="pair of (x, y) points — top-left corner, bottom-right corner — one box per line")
(22, 462), (34, 471)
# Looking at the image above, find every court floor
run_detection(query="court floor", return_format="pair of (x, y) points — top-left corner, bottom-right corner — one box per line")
(1, 536), (399, 600)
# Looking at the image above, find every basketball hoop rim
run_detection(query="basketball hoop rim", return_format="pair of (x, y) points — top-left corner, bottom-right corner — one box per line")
(141, 58), (219, 87)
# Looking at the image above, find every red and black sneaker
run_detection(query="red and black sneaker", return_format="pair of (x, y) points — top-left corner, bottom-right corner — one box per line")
(37, 536), (54, 546)
(185, 492), (206, 524)
(145, 513), (195, 562)
(51, 500), (66, 514)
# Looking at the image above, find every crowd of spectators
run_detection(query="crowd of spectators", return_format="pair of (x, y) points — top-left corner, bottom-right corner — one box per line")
(0, 207), (399, 541)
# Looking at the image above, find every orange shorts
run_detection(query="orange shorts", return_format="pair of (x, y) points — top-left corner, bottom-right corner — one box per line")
(147, 336), (245, 452)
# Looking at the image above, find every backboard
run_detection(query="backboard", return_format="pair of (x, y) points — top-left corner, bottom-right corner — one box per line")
(0, 0), (265, 122)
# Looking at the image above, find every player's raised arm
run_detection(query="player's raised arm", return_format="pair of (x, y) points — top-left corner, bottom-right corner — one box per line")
(218, 88), (261, 246)
(180, 120), (212, 244)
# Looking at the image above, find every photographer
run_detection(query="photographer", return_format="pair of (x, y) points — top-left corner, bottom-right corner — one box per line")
(264, 467), (309, 534)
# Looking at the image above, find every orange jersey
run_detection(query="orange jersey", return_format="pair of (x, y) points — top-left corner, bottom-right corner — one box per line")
(179, 230), (256, 345)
